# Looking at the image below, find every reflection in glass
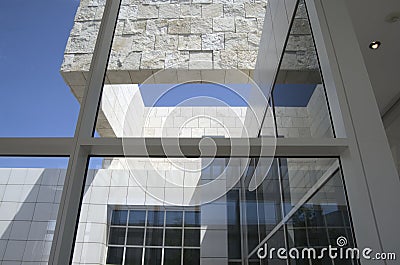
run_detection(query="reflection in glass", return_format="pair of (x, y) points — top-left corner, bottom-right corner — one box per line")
(164, 249), (182, 265)
(144, 248), (162, 265)
(125, 248), (143, 265)
(268, 0), (334, 138)
(129, 210), (146, 226)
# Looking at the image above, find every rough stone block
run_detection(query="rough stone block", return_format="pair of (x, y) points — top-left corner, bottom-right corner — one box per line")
(178, 35), (202, 50)
(225, 33), (248, 51)
(180, 4), (201, 17)
(213, 50), (238, 69)
(223, 3), (245, 17)
(191, 18), (213, 34)
(168, 19), (191, 34)
(202, 33), (224, 50)
(159, 4), (180, 18)
(238, 50), (257, 69)
(119, 5), (139, 19)
(138, 5), (159, 19)
(155, 35), (178, 50)
(123, 20), (146, 35)
(141, 50), (165, 69)
(213, 17), (235, 32)
(189, 51), (213, 69)
(165, 51), (190, 69)
(131, 35), (156, 51)
(244, 3), (266, 18)
(248, 33), (261, 50)
(202, 4), (223, 18)
(235, 17), (257, 33)
(146, 19), (169, 35)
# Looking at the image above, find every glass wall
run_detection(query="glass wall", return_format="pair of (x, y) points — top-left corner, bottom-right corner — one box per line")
(0, 157), (69, 263)
(69, 156), (354, 265)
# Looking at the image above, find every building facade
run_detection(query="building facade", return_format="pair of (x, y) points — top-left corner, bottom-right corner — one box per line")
(0, 0), (399, 264)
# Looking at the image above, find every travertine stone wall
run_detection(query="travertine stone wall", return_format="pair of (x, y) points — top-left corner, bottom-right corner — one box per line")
(60, 0), (317, 89)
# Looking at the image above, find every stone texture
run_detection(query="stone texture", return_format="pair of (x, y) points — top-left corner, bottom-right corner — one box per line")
(202, 4), (223, 18)
(146, 19), (169, 35)
(202, 33), (224, 50)
(168, 19), (191, 34)
(141, 50), (165, 69)
(165, 51), (189, 68)
(155, 35), (178, 50)
(225, 33), (248, 51)
(244, 3), (266, 18)
(178, 35), (202, 50)
(214, 50), (238, 69)
(180, 4), (201, 17)
(223, 3), (245, 17)
(213, 17), (235, 32)
(191, 18), (212, 34)
(137, 5), (159, 19)
(189, 51), (213, 69)
(235, 18), (257, 33)
(159, 4), (180, 18)
(123, 20), (146, 35)
(238, 50), (257, 69)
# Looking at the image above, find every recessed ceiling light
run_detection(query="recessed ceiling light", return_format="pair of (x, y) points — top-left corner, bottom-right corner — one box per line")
(369, 41), (381, 50)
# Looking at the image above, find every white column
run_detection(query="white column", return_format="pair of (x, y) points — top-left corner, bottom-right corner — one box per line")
(307, 0), (400, 261)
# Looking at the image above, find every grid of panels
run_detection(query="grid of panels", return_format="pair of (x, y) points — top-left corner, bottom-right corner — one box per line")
(106, 209), (201, 265)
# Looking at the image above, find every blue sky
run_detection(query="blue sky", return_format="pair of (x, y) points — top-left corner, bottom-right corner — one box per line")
(0, 0), (80, 137)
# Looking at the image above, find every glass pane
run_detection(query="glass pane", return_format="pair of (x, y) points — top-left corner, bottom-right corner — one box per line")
(280, 158), (338, 215)
(227, 190), (241, 259)
(165, 229), (182, 246)
(111, 210), (128, 225)
(144, 248), (162, 265)
(145, 228), (163, 246)
(166, 211), (183, 227)
(0, 157), (68, 263)
(184, 211), (200, 227)
(184, 229), (200, 247)
(0, 0), (103, 136)
(73, 157), (355, 265)
(147, 210), (165, 227)
(125, 247), (143, 265)
(109, 227), (126, 245)
(267, 0), (334, 138)
(164, 248), (182, 265)
(127, 228), (145, 246)
(286, 171), (355, 264)
(106, 246), (124, 265)
(183, 249), (200, 265)
(129, 210), (146, 226)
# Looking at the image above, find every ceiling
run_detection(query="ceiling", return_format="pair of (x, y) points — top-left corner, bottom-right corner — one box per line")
(345, 0), (400, 116)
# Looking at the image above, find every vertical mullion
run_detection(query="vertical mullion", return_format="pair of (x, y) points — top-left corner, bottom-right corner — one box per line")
(48, 0), (122, 264)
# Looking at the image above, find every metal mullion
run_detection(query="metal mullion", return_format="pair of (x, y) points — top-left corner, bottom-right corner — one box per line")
(48, 0), (122, 264)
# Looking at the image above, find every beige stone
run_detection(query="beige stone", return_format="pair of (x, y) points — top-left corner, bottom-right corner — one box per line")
(202, 4), (223, 18)
(202, 33), (224, 50)
(165, 51), (189, 69)
(191, 18), (212, 34)
(138, 5), (159, 19)
(168, 19), (191, 34)
(214, 50), (238, 69)
(159, 4), (180, 18)
(180, 4), (201, 17)
(225, 33), (248, 51)
(235, 17), (257, 33)
(155, 35), (179, 50)
(146, 19), (169, 35)
(223, 3), (245, 17)
(244, 3), (266, 18)
(189, 51), (213, 69)
(123, 20), (146, 35)
(238, 50), (257, 69)
(213, 17), (235, 32)
(178, 35), (202, 50)
(141, 50), (165, 69)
